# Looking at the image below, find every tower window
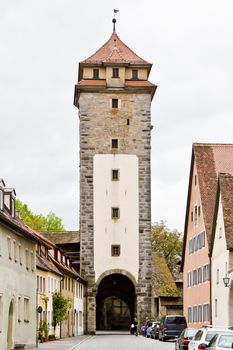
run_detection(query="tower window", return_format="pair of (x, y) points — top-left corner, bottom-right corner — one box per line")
(127, 119), (130, 125)
(112, 139), (118, 149)
(112, 99), (118, 108)
(132, 69), (138, 80)
(111, 245), (120, 257)
(112, 169), (119, 181)
(93, 69), (99, 79)
(112, 68), (119, 78)
(112, 207), (120, 220)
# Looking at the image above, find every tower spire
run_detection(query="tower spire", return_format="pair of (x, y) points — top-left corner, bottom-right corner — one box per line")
(112, 9), (119, 32)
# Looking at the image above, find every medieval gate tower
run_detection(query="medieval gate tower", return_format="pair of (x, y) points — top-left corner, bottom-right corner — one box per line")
(74, 20), (156, 333)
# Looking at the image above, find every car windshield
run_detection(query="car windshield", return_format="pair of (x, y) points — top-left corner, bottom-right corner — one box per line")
(166, 317), (186, 324)
(187, 329), (198, 338)
(218, 334), (233, 348)
(206, 331), (218, 342)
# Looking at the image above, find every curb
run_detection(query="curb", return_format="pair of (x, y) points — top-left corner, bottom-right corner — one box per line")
(70, 335), (93, 350)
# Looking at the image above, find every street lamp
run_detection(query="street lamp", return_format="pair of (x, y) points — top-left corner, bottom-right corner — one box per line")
(223, 275), (230, 287)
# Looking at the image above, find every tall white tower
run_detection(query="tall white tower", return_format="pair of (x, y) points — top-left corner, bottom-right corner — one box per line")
(74, 23), (157, 333)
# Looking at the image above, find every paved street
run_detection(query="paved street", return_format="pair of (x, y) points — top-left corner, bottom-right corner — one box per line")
(37, 335), (91, 350)
(37, 333), (176, 350)
(78, 334), (175, 350)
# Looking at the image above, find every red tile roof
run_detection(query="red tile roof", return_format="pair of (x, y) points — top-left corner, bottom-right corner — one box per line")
(194, 144), (233, 246)
(217, 173), (233, 250)
(78, 79), (106, 87)
(125, 80), (155, 87)
(81, 32), (151, 65)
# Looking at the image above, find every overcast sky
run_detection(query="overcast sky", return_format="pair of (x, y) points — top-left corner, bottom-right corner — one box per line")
(1, 1), (233, 232)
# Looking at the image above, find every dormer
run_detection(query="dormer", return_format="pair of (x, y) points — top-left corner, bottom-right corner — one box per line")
(0, 179), (5, 211)
(4, 188), (16, 217)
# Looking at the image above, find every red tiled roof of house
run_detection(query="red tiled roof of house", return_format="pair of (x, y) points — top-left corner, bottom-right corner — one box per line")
(81, 31), (150, 65)
(194, 143), (233, 247)
(218, 173), (233, 250)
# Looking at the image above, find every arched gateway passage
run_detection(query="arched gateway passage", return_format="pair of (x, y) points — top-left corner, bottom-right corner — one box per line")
(96, 273), (136, 331)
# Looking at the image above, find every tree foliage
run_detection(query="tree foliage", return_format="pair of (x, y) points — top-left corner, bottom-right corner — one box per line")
(151, 221), (182, 273)
(15, 199), (64, 231)
(53, 292), (71, 331)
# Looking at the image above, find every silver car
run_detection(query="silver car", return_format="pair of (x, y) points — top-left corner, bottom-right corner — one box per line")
(189, 327), (233, 350)
(207, 333), (233, 349)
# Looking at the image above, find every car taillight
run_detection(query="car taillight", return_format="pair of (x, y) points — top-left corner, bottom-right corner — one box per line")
(183, 337), (189, 345)
(198, 344), (207, 349)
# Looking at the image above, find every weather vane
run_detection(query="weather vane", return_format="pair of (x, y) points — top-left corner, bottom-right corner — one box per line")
(112, 9), (119, 32)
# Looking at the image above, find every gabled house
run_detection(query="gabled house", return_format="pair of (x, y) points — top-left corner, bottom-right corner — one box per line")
(41, 231), (80, 273)
(0, 179), (42, 350)
(210, 173), (233, 327)
(181, 143), (233, 327)
(35, 232), (86, 339)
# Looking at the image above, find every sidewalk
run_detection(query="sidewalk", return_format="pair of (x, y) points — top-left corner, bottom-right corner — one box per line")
(37, 335), (92, 350)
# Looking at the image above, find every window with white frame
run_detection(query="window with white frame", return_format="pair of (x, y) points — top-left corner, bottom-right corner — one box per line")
(194, 205), (198, 226)
(217, 268), (219, 284)
(18, 296), (21, 322)
(24, 297), (30, 322)
(25, 249), (29, 270)
(198, 305), (202, 322)
(7, 236), (12, 260)
(13, 240), (17, 262)
(188, 307), (192, 323)
(79, 311), (83, 326)
(215, 299), (218, 318)
(19, 243), (22, 265)
(219, 226), (222, 239)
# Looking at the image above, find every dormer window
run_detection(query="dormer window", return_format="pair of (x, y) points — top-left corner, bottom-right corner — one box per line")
(112, 68), (119, 78)
(132, 69), (138, 80)
(93, 68), (99, 79)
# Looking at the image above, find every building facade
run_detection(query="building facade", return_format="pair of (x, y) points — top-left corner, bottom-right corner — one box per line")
(211, 173), (233, 327)
(0, 179), (40, 350)
(181, 143), (233, 327)
(74, 25), (156, 332)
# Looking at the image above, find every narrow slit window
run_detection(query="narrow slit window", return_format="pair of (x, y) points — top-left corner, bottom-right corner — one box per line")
(112, 169), (119, 181)
(111, 245), (120, 256)
(112, 99), (118, 108)
(112, 68), (119, 78)
(93, 69), (99, 79)
(112, 207), (119, 219)
(112, 139), (118, 149)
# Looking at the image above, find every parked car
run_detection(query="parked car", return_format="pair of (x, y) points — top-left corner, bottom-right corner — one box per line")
(206, 332), (233, 349)
(175, 328), (198, 349)
(158, 315), (187, 341)
(150, 321), (160, 339)
(189, 327), (233, 350)
(146, 321), (158, 338)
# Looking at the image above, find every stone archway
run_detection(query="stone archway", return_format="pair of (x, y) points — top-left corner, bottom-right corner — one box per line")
(96, 272), (136, 331)
(7, 299), (15, 350)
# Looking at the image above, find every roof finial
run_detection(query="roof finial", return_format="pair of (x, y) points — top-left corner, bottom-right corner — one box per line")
(112, 9), (119, 32)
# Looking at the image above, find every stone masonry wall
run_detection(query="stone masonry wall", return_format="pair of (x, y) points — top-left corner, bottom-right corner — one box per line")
(79, 91), (152, 332)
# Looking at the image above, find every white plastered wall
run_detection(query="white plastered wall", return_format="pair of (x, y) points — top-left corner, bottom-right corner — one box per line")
(93, 154), (139, 282)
